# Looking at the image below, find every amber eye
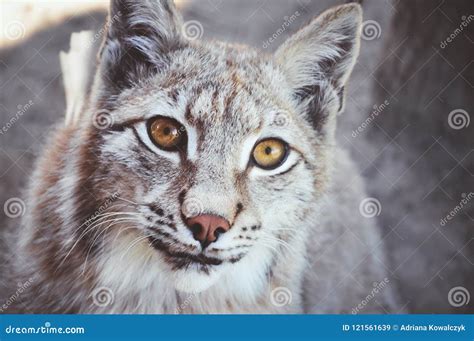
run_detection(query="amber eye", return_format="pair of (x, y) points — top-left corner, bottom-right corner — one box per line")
(252, 138), (288, 169)
(148, 117), (186, 151)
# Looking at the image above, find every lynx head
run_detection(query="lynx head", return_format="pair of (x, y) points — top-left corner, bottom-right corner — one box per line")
(80, 0), (362, 293)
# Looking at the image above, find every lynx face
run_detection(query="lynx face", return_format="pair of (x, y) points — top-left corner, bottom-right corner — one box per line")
(48, 1), (361, 294)
(93, 47), (322, 292)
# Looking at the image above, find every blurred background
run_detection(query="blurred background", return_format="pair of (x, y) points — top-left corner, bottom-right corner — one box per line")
(0, 0), (472, 313)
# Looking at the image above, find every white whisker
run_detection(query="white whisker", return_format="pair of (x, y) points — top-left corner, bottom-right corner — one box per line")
(120, 234), (155, 261)
(81, 217), (141, 274)
(57, 213), (141, 271)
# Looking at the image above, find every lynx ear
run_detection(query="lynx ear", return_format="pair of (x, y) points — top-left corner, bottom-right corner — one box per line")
(275, 4), (362, 131)
(98, 0), (185, 93)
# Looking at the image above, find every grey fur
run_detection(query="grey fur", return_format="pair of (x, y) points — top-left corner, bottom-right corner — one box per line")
(2, 1), (401, 313)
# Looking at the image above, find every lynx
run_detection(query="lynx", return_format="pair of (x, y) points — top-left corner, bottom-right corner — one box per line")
(7, 0), (399, 313)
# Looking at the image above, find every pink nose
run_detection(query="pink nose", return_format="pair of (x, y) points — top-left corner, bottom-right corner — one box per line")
(186, 214), (230, 248)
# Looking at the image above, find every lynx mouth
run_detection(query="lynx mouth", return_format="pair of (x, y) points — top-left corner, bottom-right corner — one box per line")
(148, 236), (223, 270)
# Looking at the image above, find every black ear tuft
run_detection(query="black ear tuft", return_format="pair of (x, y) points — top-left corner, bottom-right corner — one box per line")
(98, 0), (185, 93)
(275, 4), (362, 134)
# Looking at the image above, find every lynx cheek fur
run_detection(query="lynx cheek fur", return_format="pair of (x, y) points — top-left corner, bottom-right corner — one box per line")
(10, 0), (399, 313)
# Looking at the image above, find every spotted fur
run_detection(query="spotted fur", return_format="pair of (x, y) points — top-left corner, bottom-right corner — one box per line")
(9, 0), (400, 313)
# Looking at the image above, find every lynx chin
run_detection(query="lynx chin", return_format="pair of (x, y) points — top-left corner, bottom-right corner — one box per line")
(6, 0), (400, 314)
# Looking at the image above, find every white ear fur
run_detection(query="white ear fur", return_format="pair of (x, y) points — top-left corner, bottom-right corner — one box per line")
(275, 4), (362, 94)
(60, 31), (95, 127)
